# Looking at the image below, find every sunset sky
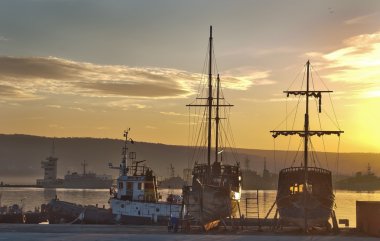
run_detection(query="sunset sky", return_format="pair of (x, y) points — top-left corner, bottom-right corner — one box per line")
(0, 0), (379, 153)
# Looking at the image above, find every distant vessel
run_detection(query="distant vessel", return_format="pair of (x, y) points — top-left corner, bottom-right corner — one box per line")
(108, 129), (182, 224)
(182, 26), (242, 231)
(336, 163), (380, 191)
(158, 164), (186, 189)
(36, 142), (113, 189)
(271, 60), (343, 230)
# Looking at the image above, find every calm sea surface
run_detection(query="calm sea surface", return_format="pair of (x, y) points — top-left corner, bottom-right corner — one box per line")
(0, 187), (379, 227)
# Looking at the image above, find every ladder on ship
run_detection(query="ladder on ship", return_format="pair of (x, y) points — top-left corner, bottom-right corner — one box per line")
(245, 190), (261, 230)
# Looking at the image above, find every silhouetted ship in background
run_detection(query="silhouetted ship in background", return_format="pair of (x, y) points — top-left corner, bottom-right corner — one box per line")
(182, 26), (242, 231)
(336, 163), (380, 191)
(270, 60), (343, 230)
(36, 143), (112, 189)
(158, 164), (186, 189)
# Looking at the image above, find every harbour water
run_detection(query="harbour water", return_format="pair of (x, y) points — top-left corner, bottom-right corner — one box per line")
(0, 187), (379, 227)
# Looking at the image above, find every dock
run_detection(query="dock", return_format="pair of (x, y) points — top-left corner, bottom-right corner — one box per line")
(0, 224), (377, 241)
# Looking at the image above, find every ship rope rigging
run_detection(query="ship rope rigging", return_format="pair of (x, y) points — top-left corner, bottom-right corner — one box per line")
(272, 61), (343, 171)
(187, 28), (238, 168)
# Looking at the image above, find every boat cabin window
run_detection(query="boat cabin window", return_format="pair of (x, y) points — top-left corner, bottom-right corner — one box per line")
(127, 182), (133, 190)
(138, 182), (144, 190)
(289, 183), (303, 194)
(289, 183), (312, 194)
(119, 182), (123, 189)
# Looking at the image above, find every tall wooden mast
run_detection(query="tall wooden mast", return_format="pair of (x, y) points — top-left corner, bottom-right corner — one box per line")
(215, 74), (220, 163)
(304, 60), (310, 181)
(207, 25), (213, 167)
(186, 26), (233, 168)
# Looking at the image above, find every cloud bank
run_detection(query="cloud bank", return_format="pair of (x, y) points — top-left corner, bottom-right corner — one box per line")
(0, 56), (272, 101)
(306, 31), (380, 99)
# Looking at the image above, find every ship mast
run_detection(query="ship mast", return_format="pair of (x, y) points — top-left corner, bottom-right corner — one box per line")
(215, 74), (220, 163)
(207, 25), (213, 167)
(304, 60), (310, 190)
(187, 26), (233, 168)
(121, 129), (131, 176)
(270, 60), (344, 230)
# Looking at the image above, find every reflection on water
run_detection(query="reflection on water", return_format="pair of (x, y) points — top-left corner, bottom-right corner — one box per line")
(0, 187), (379, 227)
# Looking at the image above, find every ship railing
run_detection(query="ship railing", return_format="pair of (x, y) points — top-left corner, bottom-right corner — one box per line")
(193, 164), (241, 176)
(280, 166), (331, 175)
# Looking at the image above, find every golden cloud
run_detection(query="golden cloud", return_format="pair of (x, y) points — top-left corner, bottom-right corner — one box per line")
(0, 56), (269, 101)
(319, 31), (380, 99)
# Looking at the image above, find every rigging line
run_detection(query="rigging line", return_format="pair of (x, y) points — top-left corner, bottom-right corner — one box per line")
(328, 92), (342, 130)
(189, 42), (209, 106)
(322, 110), (341, 130)
(212, 40), (219, 77)
(220, 121), (231, 162)
(220, 119), (238, 164)
(227, 109), (240, 164)
(273, 102), (300, 130)
(273, 139), (277, 172)
(285, 65), (306, 166)
(286, 95), (288, 129)
(192, 106), (208, 165)
(290, 137), (303, 167)
(311, 71), (329, 169)
(287, 63), (306, 91)
(225, 107), (239, 159)
(310, 64), (330, 91)
(222, 122), (239, 163)
(309, 139), (322, 168)
(311, 64), (341, 130)
(187, 107), (192, 169)
(335, 136), (341, 194)
(284, 89), (303, 167)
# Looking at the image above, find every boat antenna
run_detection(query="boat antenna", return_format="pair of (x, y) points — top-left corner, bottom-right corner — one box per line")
(121, 128), (133, 176)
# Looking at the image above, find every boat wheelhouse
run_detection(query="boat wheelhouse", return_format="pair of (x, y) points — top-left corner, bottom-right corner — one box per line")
(109, 129), (182, 224)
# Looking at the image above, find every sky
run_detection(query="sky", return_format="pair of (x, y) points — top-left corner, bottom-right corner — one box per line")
(0, 0), (379, 153)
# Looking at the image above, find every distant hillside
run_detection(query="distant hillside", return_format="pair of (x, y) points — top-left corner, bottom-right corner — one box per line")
(0, 134), (379, 184)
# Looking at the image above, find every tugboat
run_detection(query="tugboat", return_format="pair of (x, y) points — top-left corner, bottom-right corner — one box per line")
(270, 60), (343, 230)
(109, 129), (182, 224)
(182, 26), (242, 231)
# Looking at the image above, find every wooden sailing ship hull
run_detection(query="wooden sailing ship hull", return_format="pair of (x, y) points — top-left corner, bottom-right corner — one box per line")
(183, 180), (240, 230)
(276, 167), (334, 228)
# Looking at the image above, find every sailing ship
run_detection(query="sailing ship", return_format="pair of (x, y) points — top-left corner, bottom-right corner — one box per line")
(182, 26), (242, 231)
(270, 60), (343, 230)
(109, 129), (182, 224)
